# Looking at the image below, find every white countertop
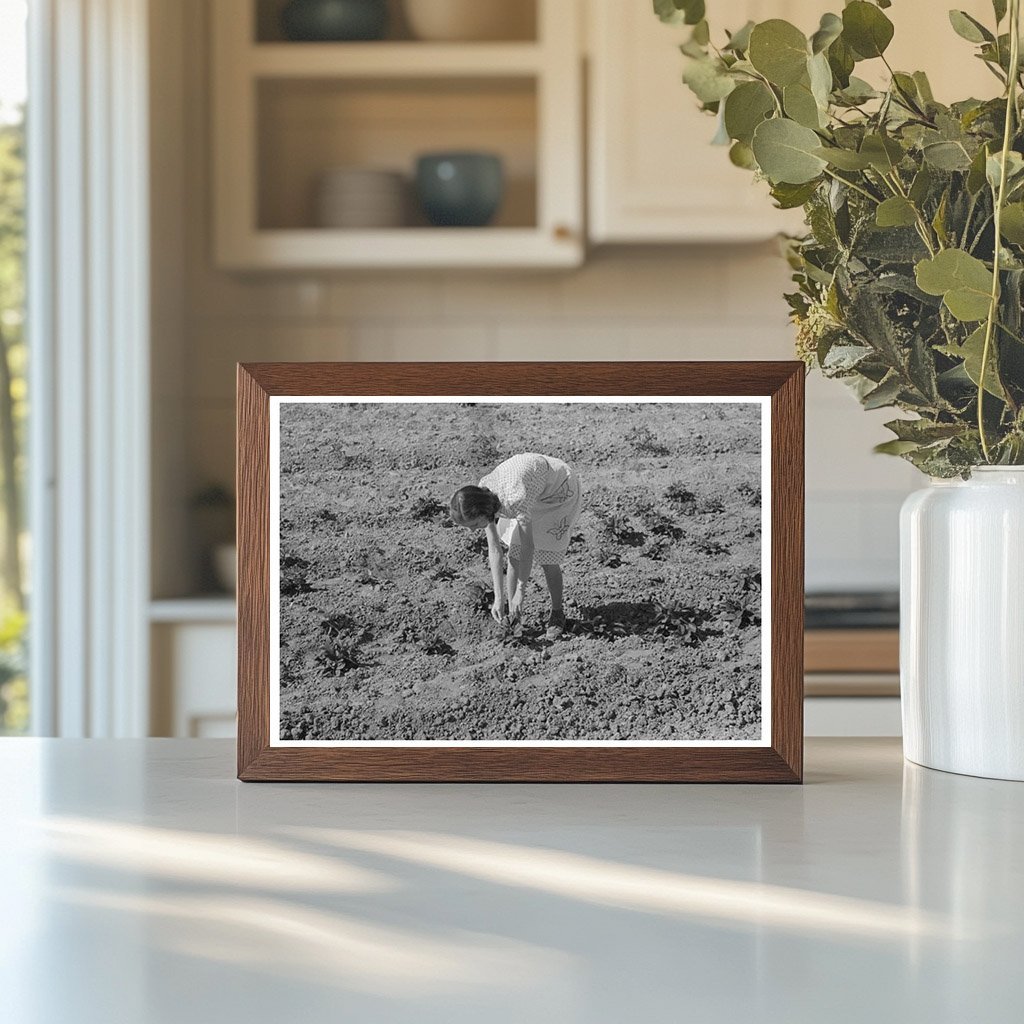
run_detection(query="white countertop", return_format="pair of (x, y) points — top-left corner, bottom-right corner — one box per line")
(1, 738), (1020, 1023)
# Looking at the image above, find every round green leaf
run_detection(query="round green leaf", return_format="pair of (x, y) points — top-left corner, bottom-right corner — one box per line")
(875, 196), (918, 228)
(915, 249), (993, 321)
(940, 326), (1006, 398)
(771, 180), (820, 209)
(860, 133), (904, 173)
(810, 12), (843, 54)
(1000, 203), (1024, 245)
(723, 81), (775, 144)
(682, 57), (736, 104)
(748, 20), (809, 86)
(827, 35), (856, 88)
(729, 140), (757, 170)
(807, 52), (833, 107)
(842, 1), (894, 59)
(724, 20), (755, 53)
(751, 118), (828, 184)
(923, 140), (973, 171)
(783, 81), (823, 129)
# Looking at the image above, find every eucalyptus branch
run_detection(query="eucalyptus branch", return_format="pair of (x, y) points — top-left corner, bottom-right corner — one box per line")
(822, 168), (881, 205)
(665, 1), (1024, 473)
(884, 170), (939, 254)
(978, 0), (1021, 462)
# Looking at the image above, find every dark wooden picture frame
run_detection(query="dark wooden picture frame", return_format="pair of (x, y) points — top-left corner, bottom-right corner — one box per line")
(237, 362), (804, 782)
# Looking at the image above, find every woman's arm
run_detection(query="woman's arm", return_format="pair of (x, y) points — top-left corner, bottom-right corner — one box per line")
(485, 520), (506, 623)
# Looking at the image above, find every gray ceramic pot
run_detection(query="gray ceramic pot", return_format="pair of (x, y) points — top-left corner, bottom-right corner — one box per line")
(415, 152), (505, 227)
(281, 0), (388, 41)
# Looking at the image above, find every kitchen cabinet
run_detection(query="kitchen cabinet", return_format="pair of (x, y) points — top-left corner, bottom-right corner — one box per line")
(586, 0), (998, 244)
(211, 0), (583, 269)
(150, 601), (237, 738)
(587, 0), (812, 243)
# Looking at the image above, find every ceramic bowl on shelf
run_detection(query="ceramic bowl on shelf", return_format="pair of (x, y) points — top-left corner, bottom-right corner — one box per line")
(414, 152), (504, 227)
(315, 167), (408, 228)
(280, 0), (388, 42)
(403, 0), (534, 42)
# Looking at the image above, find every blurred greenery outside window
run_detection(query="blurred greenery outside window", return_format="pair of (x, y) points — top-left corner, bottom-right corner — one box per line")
(0, 0), (28, 733)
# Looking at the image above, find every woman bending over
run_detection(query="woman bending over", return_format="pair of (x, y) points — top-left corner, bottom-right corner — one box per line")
(450, 453), (582, 639)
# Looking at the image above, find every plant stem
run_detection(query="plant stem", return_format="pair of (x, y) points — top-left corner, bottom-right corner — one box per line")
(822, 167), (880, 205)
(968, 212), (994, 253)
(962, 190), (980, 248)
(884, 171), (939, 254)
(750, 69), (784, 117)
(979, 0), (1021, 462)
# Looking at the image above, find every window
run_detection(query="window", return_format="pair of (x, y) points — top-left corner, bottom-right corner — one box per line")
(0, 0), (28, 734)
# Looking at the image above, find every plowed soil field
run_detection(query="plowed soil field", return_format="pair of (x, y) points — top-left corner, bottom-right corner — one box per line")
(277, 401), (763, 742)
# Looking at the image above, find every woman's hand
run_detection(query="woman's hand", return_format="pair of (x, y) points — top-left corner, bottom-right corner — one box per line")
(509, 585), (525, 623)
(490, 598), (507, 625)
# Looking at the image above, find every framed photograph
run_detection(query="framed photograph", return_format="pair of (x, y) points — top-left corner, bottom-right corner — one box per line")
(237, 362), (803, 782)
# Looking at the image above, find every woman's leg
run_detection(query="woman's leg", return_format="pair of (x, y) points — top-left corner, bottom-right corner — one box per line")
(542, 564), (563, 614)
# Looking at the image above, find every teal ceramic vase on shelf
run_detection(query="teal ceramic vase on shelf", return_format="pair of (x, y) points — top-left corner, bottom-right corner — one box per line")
(280, 0), (388, 41)
(415, 152), (505, 228)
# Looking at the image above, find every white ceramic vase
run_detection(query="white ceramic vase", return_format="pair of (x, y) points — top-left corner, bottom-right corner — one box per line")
(900, 467), (1024, 780)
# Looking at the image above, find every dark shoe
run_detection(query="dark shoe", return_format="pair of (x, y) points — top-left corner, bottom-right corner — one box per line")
(546, 610), (566, 639)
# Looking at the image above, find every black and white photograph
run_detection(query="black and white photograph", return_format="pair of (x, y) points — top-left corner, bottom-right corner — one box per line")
(270, 397), (770, 746)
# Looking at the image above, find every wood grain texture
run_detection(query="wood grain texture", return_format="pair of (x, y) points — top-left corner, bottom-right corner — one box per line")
(770, 365), (804, 783)
(236, 361), (805, 783)
(236, 365), (270, 778)
(805, 629), (899, 674)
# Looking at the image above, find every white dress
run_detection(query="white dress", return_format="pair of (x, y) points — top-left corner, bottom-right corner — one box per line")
(478, 453), (582, 566)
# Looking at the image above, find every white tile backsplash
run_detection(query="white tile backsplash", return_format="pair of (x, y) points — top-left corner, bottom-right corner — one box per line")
(182, 253), (917, 593)
(167, 0), (917, 596)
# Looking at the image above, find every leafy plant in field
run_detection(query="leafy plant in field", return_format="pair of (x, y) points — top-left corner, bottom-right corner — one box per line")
(398, 605), (456, 656)
(408, 495), (448, 522)
(626, 424), (671, 456)
(651, 600), (716, 644)
(594, 509), (647, 546)
(280, 554), (313, 595)
(695, 537), (731, 556)
(658, 0), (1024, 475)
(717, 593), (761, 629)
(319, 613), (371, 676)
(736, 480), (761, 506)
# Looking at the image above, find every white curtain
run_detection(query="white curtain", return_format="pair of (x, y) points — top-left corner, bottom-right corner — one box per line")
(28, 0), (150, 736)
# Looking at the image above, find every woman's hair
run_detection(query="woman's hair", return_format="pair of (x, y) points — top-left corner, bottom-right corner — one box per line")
(450, 485), (500, 525)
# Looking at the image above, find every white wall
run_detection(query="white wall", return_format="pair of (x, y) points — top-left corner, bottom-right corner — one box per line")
(156, 0), (920, 599)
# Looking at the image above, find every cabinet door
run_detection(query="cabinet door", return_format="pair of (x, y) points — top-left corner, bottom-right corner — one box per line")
(588, 0), (994, 244)
(588, 0), (812, 243)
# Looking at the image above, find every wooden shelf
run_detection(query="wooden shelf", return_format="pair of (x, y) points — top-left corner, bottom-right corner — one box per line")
(249, 42), (544, 78)
(217, 226), (580, 270)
